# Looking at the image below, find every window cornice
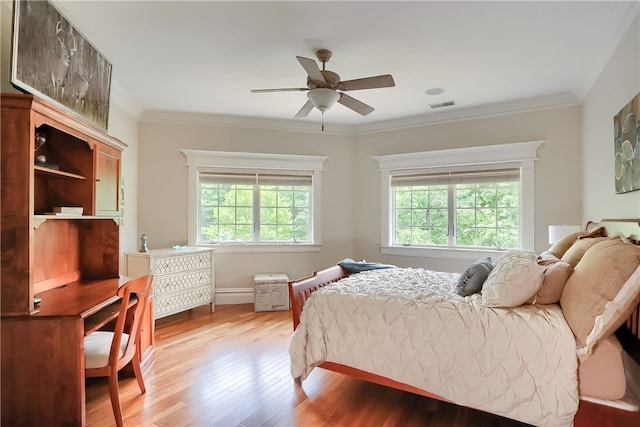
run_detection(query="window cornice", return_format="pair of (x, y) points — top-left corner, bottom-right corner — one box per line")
(181, 150), (327, 171)
(374, 141), (544, 171)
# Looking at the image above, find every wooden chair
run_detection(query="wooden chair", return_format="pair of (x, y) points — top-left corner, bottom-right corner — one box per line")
(84, 274), (153, 427)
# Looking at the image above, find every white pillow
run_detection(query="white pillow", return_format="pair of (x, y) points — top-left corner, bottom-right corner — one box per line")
(481, 250), (545, 307)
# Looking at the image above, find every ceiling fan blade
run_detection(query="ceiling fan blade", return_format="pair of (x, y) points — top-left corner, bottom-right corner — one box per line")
(296, 56), (326, 83)
(294, 100), (314, 118)
(339, 74), (395, 91)
(338, 93), (375, 116)
(251, 88), (308, 93)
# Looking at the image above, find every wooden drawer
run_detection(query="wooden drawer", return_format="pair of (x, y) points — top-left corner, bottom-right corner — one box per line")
(153, 269), (212, 297)
(154, 286), (214, 318)
(151, 252), (212, 276)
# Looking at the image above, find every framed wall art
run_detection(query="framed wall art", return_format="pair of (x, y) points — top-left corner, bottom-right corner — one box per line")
(614, 92), (640, 194)
(11, 0), (112, 130)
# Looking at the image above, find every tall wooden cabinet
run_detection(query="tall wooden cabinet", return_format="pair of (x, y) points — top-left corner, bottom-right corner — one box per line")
(0, 93), (148, 426)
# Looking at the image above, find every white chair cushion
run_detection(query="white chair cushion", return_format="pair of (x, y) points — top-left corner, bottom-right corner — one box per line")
(84, 331), (130, 369)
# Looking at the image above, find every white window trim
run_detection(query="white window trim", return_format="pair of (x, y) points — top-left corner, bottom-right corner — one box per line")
(181, 150), (327, 253)
(374, 141), (543, 259)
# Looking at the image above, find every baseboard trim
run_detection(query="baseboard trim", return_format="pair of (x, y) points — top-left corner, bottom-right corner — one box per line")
(215, 287), (255, 305)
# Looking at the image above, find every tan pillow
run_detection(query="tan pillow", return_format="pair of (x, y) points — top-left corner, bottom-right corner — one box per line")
(560, 238), (640, 359)
(561, 236), (608, 267)
(548, 231), (587, 258)
(548, 226), (606, 259)
(527, 259), (573, 305)
(482, 250), (545, 307)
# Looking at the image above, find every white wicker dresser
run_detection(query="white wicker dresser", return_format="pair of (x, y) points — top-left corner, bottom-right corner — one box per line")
(124, 247), (215, 319)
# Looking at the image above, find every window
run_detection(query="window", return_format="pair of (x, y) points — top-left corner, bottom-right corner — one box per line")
(199, 173), (311, 243)
(375, 141), (543, 258)
(182, 150), (327, 253)
(391, 169), (520, 249)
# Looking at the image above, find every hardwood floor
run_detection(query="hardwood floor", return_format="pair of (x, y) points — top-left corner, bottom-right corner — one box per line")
(85, 304), (531, 427)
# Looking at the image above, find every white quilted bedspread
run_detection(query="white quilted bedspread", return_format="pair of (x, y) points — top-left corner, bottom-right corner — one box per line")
(289, 268), (579, 426)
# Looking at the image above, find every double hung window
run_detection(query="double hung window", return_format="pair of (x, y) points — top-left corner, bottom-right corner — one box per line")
(198, 172), (311, 244)
(391, 168), (520, 249)
(375, 141), (542, 257)
(182, 150), (326, 252)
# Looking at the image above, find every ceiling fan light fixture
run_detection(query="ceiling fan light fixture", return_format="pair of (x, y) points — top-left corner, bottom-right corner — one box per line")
(252, 50), (394, 119)
(307, 88), (340, 112)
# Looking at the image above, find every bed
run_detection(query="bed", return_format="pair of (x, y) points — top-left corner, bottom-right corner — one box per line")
(288, 219), (640, 426)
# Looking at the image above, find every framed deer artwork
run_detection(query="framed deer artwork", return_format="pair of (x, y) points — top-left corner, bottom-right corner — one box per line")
(11, 0), (112, 130)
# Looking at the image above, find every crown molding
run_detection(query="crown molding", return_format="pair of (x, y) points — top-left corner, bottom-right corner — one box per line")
(613, 2), (640, 51)
(352, 92), (581, 135)
(110, 80), (143, 119)
(140, 109), (354, 135)
(141, 92), (580, 136)
(574, 2), (639, 100)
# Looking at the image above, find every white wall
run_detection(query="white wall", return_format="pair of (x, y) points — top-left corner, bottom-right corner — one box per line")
(0, 2), (13, 93)
(106, 100), (139, 267)
(352, 107), (583, 273)
(137, 118), (354, 290)
(136, 105), (582, 285)
(582, 14), (640, 221)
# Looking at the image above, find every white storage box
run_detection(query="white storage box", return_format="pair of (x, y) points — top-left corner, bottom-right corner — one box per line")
(254, 273), (289, 312)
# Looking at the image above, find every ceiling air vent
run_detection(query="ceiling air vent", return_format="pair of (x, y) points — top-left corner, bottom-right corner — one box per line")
(429, 100), (455, 109)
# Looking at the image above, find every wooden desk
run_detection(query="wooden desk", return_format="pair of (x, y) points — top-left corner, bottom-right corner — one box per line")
(85, 297), (138, 337)
(1, 276), (130, 427)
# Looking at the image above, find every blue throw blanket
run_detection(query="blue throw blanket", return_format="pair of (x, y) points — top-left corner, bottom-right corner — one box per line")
(337, 258), (397, 273)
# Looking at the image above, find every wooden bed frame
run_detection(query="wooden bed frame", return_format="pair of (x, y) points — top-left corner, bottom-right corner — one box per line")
(288, 220), (640, 427)
(289, 264), (450, 404)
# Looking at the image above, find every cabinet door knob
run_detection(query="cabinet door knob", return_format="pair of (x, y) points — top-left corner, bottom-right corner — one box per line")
(96, 178), (101, 182)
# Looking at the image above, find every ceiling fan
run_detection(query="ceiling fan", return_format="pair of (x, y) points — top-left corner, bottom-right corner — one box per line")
(251, 49), (395, 121)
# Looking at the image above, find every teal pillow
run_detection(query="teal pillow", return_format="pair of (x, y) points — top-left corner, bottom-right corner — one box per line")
(455, 257), (492, 296)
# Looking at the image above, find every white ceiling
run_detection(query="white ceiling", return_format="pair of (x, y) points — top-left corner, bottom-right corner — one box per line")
(50, 0), (638, 132)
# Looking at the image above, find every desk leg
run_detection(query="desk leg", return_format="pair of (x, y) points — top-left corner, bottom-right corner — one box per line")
(123, 295), (155, 376)
(139, 295), (155, 372)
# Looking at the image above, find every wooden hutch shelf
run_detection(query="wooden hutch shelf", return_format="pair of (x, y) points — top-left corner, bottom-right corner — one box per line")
(0, 93), (153, 426)
(34, 164), (87, 180)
